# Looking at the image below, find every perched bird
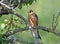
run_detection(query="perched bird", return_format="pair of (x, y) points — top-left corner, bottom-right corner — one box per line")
(28, 10), (41, 39)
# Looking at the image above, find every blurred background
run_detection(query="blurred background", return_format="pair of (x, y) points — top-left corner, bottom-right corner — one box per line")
(0, 0), (60, 44)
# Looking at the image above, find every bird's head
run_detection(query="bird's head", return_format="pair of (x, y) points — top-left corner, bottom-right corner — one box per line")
(28, 10), (33, 13)
(28, 10), (34, 15)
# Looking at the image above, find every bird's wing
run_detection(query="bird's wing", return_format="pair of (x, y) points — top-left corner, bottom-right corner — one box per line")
(34, 13), (38, 26)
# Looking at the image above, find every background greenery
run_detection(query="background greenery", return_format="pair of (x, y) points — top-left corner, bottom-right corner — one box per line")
(0, 0), (60, 44)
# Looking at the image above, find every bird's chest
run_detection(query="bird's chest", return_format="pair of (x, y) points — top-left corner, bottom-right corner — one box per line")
(29, 15), (36, 28)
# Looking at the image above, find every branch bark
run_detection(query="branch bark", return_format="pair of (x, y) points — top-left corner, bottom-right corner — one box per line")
(4, 26), (50, 37)
(0, 2), (11, 9)
(4, 26), (60, 38)
(4, 26), (29, 37)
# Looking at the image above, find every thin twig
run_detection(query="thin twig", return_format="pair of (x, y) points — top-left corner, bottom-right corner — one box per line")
(52, 14), (55, 30)
(54, 12), (60, 29)
(51, 13), (60, 31)
(55, 13), (60, 23)
(52, 15), (55, 29)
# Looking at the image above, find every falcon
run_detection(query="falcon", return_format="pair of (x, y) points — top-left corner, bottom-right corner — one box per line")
(28, 10), (41, 39)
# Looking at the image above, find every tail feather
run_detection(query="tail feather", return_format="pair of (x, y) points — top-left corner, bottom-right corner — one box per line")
(37, 29), (41, 40)
(38, 34), (41, 39)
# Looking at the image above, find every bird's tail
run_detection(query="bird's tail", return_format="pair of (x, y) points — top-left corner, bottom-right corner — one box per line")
(38, 33), (41, 39)
(37, 29), (41, 40)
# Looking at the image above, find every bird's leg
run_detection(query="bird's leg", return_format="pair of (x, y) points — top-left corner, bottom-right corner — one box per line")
(37, 29), (41, 40)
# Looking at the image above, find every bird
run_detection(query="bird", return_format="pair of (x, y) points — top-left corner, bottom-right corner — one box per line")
(28, 10), (41, 39)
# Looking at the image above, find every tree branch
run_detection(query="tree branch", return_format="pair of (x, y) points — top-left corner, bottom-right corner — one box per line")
(4, 25), (60, 38)
(4, 26), (29, 37)
(0, 2), (11, 9)
(4, 26), (51, 37)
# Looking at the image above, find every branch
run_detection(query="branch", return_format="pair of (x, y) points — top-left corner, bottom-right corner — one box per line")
(56, 33), (60, 37)
(4, 26), (29, 37)
(4, 26), (50, 37)
(4, 26), (60, 38)
(9, 38), (34, 44)
(37, 26), (50, 32)
(0, 2), (11, 9)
